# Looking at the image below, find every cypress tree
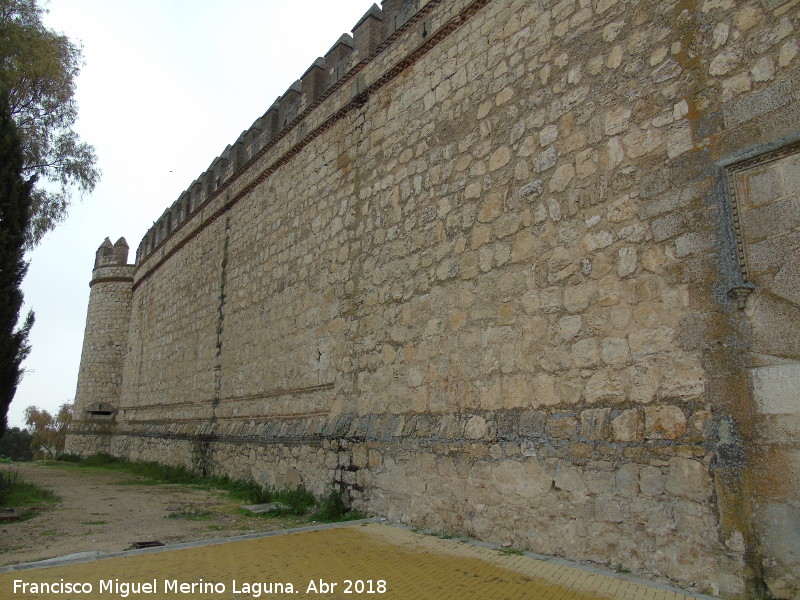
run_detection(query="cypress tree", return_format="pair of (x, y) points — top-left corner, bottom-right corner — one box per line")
(0, 90), (34, 438)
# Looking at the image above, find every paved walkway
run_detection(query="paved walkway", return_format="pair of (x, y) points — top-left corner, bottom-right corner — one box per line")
(0, 522), (717, 599)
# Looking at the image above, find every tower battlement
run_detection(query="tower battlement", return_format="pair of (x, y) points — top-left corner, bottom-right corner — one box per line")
(94, 236), (130, 269)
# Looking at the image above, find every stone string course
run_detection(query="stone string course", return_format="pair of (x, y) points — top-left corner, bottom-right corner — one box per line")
(68, 1), (800, 598)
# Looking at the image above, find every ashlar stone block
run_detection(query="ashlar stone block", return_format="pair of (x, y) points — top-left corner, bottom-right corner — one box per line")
(644, 405), (687, 440)
(665, 457), (708, 501)
(752, 362), (800, 415)
(580, 408), (611, 440)
(611, 409), (643, 442)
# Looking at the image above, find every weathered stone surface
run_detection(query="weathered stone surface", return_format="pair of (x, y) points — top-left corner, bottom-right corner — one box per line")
(639, 465), (665, 496)
(724, 78), (794, 127)
(617, 247), (637, 277)
(580, 408), (611, 440)
(756, 501), (800, 600)
(665, 457), (708, 501)
(546, 415), (577, 440)
(710, 46), (744, 76)
(600, 337), (629, 365)
(629, 327), (674, 359)
(752, 362), (800, 415)
(611, 409), (643, 442)
(615, 463), (640, 497)
(549, 164), (575, 193)
(554, 466), (588, 495)
(772, 254), (800, 306)
(583, 370), (625, 404)
(533, 146), (558, 172)
(67, 2), (800, 596)
(572, 338), (599, 367)
(750, 293), (800, 358)
(519, 179), (543, 197)
(604, 106), (632, 135)
(464, 416), (488, 440)
(644, 406), (687, 440)
(489, 146), (511, 171)
(742, 196), (800, 243)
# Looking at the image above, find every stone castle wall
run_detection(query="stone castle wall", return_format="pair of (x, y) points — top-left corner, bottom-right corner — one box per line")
(68, 1), (800, 598)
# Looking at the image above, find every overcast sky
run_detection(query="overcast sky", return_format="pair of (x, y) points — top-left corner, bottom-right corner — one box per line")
(8, 0), (376, 429)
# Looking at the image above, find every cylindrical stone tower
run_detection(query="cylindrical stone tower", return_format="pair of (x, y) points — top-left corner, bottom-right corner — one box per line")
(65, 237), (135, 455)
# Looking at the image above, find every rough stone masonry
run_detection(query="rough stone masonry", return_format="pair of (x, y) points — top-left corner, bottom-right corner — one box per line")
(67, 1), (800, 598)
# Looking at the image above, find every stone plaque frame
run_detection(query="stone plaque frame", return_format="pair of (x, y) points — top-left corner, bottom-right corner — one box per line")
(716, 132), (800, 308)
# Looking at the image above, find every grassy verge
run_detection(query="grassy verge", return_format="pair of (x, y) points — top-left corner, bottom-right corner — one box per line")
(56, 453), (272, 502)
(0, 468), (60, 520)
(55, 454), (365, 523)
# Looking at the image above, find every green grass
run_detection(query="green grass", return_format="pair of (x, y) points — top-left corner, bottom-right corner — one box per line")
(0, 468), (60, 521)
(55, 454), (365, 523)
(57, 454), (271, 503)
(499, 547), (525, 556)
(0, 469), (60, 508)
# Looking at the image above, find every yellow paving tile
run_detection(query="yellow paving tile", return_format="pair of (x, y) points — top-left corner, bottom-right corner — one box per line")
(0, 523), (711, 600)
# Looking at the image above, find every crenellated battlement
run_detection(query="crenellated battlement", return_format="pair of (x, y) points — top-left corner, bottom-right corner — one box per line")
(72, 1), (800, 596)
(94, 236), (130, 268)
(135, 0), (430, 266)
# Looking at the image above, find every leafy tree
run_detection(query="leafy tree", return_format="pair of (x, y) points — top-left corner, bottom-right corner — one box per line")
(24, 403), (71, 458)
(0, 0), (99, 245)
(0, 426), (33, 460)
(0, 90), (34, 438)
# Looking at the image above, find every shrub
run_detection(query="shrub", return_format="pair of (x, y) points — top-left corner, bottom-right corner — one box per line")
(0, 467), (19, 504)
(312, 488), (365, 522)
(272, 486), (316, 516)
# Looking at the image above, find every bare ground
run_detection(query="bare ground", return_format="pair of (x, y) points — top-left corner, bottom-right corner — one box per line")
(0, 461), (303, 567)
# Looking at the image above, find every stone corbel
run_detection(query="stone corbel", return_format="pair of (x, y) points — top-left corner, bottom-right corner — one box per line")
(727, 283), (755, 310)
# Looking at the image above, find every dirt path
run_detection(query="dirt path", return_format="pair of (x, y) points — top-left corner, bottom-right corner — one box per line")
(0, 462), (299, 566)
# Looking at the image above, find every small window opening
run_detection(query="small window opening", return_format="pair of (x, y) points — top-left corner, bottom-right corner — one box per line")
(85, 403), (117, 421)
